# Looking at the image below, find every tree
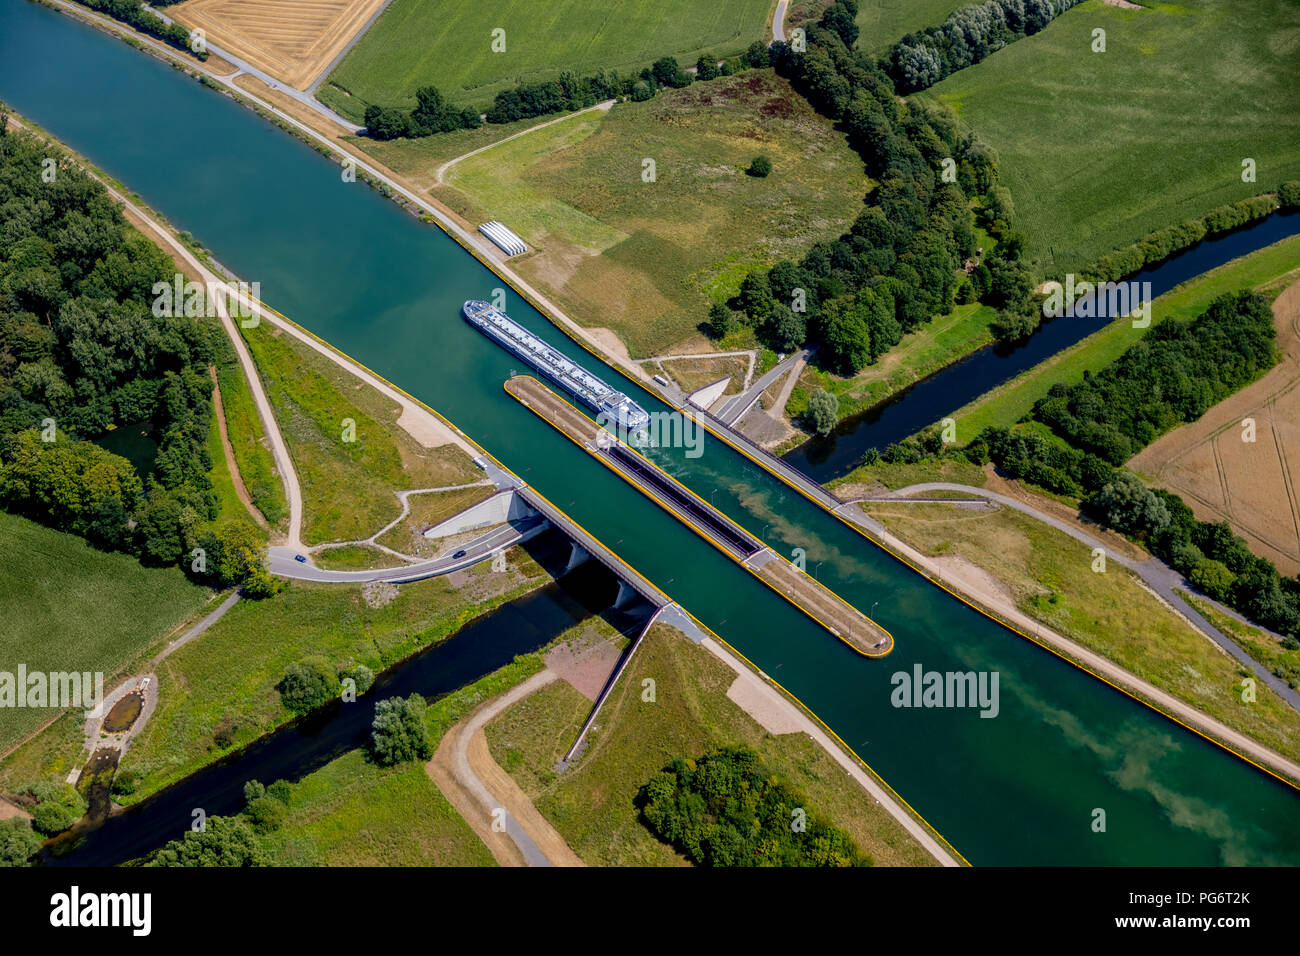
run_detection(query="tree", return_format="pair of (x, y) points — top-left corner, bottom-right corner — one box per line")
(707, 302), (734, 339)
(651, 56), (683, 87)
(151, 815), (266, 867)
(279, 657), (340, 713)
(0, 819), (41, 867)
(743, 40), (770, 68)
(370, 693), (431, 765)
(820, 299), (872, 374)
(747, 155), (772, 178)
(806, 389), (839, 435)
(364, 104), (410, 140)
(695, 53), (720, 81)
(1189, 559), (1235, 602)
(1088, 471), (1170, 537)
(738, 271), (773, 324)
(764, 304), (806, 352)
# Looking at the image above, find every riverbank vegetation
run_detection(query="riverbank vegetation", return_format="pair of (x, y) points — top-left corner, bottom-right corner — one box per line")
(322, 0), (771, 120)
(68, 0), (204, 59)
(929, 0), (1300, 273)
(485, 623), (937, 866)
(110, 552), (550, 804)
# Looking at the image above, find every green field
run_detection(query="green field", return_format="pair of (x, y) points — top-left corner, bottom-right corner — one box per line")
(862, 500), (1300, 767)
(324, 0), (774, 119)
(215, 361), (287, 528)
(0, 513), (214, 754)
(417, 71), (868, 356)
(485, 623), (937, 866)
(928, 0), (1300, 273)
(854, 0), (973, 51)
(949, 234), (1300, 438)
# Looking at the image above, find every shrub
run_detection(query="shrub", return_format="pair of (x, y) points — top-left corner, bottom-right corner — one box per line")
(279, 657), (340, 713)
(370, 693), (431, 765)
(747, 155), (772, 178)
(806, 389), (839, 435)
(0, 819), (41, 867)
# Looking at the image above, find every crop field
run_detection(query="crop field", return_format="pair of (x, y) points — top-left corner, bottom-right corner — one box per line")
(0, 513), (214, 753)
(1131, 275), (1300, 574)
(322, 0), (774, 119)
(170, 0), (390, 90)
(928, 0), (1300, 273)
(431, 71), (867, 356)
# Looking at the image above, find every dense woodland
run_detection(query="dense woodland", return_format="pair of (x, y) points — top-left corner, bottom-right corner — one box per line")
(638, 747), (871, 866)
(0, 119), (273, 594)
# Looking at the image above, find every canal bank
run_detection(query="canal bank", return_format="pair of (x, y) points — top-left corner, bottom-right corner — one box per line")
(6, 0), (1300, 866)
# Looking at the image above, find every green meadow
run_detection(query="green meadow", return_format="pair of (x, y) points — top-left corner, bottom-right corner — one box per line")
(929, 0), (1300, 273)
(324, 0), (773, 119)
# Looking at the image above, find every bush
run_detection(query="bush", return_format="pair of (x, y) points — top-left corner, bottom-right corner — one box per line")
(23, 781), (86, 836)
(0, 819), (41, 867)
(707, 303), (734, 339)
(279, 657), (340, 713)
(370, 693), (431, 765)
(244, 796), (286, 833)
(342, 664), (375, 697)
(747, 155), (772, 178)
(150, 815), (266, 867)
(806, 389), (839, 435)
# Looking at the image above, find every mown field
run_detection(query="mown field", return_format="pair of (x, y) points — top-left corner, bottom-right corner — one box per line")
(861, 500), (1300, 768)
(323, 0), (773, 119)
(485, 623), (937, 866)
(854, 0), (972, 51)
(951, 234), (1300, 438)
(928, 0), (1300, 273)
(425, 71), (868, 356)
(0, 513), (214, 754)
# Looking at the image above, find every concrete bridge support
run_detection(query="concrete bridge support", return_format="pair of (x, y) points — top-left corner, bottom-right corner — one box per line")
(565, 542), (591, 573)
(613, 579), (637, 609)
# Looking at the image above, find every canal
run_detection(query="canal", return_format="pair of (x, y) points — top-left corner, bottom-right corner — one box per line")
(3, 0), (1298, 866)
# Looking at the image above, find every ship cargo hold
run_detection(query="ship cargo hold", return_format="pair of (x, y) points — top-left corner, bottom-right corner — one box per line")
(462, 300), (650, 431)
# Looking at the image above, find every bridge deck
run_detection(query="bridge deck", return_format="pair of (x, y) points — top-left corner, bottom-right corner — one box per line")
(506, 375), (893, 657)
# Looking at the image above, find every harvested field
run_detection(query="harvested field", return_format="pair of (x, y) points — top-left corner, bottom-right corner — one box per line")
(170, 0), (390, 90)
(1131, 280), (1300, 575)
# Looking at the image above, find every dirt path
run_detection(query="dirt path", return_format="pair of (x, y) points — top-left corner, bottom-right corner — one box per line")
(208, 366), (268, 530)
(427, 671), (583, 867)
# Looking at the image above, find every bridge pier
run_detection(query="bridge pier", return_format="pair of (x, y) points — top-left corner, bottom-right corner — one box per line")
(565, 541), (591, 573)
(613, 579), (637, 609)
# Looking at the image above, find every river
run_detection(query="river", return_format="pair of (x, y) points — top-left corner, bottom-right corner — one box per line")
(784, 210), (1300, 481)
(3, 0), (1298, 866)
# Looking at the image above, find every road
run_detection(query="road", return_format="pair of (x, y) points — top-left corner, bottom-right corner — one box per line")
(715, 348), (808, 424)
(772, 0), (789, 43)
(856, 482), (1300, 713)
(267, 517), (545, 583)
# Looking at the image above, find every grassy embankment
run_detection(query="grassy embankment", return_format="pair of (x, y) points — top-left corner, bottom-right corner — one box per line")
(929, 0), (1300, 274)
(320, 0), (773, 119)
(256, 651), (554, 866)
(0, 514), (214, 755)
(369, 71), (867, 359)
(1179, 592), (1300, 692)
(860, 500), (1300, 769)
(485, 623), (938, 866)
(214, 359), (287, 528)
(949, 234), (1300, 441)
(236, 324), (485, 546)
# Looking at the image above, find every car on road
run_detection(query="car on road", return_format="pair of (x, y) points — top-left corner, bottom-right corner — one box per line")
(294, 554), (307, 563)
(451, 549), (467, 559)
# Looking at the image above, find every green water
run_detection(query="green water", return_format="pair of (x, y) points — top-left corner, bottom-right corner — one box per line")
(3, 0), (1297, 865)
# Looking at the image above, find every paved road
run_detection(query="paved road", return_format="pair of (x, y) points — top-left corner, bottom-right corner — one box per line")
(267, 518), (545, 583)
(715, 348), (808, 425)
(772, 0), (789, 42)
(860, 482), (1300, 712)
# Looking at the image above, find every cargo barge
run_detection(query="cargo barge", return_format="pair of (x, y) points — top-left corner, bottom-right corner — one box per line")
(462, 300), (650, 431)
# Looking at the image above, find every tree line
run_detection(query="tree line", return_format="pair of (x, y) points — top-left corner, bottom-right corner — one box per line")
(917, 291), (1300, 641)
(0, 120), (275, 595)
(72, 0), (205, 59)
(707, 0), (1030, 384)
(363, 43), (776, 141)
(884, 0), (1085, 94)
(638, 746), (871, 866)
